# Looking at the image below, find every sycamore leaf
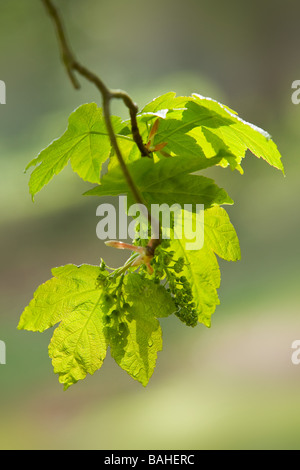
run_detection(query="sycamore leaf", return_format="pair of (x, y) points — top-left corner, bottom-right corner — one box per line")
(192, 94), (284, 172)
(204, 206), (241, 261)
(18, 264), (104, 332)
(138, 93), (284, 174)
(170, 236), (221, 328)
(140, 92), (190, 115)
(85, 153), (233, 208)
(25, 93), (283, 202)
(20, 90), (284, 389)
(109, 311), (162, 386)
(18, 266), (175, 389)
(18, 264), (109, 389)
(169, 205), (240, 327)
(48, 294), (108, 390)
(26, 104), (122, 199)
(139, 173), (232, 208)
(108, 274), (175, 386)
(125, 273), (175, 318)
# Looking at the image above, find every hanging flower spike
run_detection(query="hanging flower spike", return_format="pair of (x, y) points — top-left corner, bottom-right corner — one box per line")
(105, 240), (154, 274)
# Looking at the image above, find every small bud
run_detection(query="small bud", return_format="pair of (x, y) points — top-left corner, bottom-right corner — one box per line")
(100, 259), (106, 271)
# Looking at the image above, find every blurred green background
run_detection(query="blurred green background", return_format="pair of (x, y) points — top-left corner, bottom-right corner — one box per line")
(0, 0), (299, 450)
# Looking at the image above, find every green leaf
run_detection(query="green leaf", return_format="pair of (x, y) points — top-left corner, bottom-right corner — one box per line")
(125, 273), (175, 318)
(108, 274), (175, 386)
(109, 309), (162, 387)
(48, 294), (108, 390)
(170, 235), (220, 328)
(18, 266), (175, 389)
(138, 93), (284, 173)
(18, 264), (104, 332)
(85, 153), (233, 208)
(204, 206), (241, 261)
(18, 264), (109, 389)
(26, 103), (122, 199)
(192, 94), (284, 172)
(140, 173), (232, 208)
(26, 93), (283, 201)
(168, 205), (240, 327)
(20, 90), (284, 389)
(140, 92), (190, 115)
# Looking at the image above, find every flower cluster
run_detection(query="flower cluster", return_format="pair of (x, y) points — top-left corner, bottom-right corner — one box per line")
(151, 242), (198, 327)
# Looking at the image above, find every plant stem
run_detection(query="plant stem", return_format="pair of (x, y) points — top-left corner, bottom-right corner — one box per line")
(41, 0), (160, 242)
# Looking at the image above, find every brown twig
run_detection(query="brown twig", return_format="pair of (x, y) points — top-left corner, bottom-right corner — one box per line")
(41, 0), (150, 158)
(41, 0), (160, 241)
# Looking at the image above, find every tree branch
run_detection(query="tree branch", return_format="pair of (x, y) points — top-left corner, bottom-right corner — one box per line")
(41, 0), (160, 240)
(41, 0), (80, 90)
(41, 0), (150, 158)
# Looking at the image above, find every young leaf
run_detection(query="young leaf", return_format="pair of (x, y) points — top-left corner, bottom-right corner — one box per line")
(168, 206), (240, 327)
(48, 293), (109, 390)
(138, 93), (284, 173)
(26, 104), (122, 199)
(192, 94), (284, 172)
(106, 274), (175, 386)
(109, 274), (175, 385)
(18, 264), (109, 389)
(18, 266), (175, 389)
(170, 236), (221, 328)
(18, 264), (104, 332)
(140, 92), (190, 115)
(109, 310), (162, 386)
(85, 152), (233, 208)
(21, 88), (284, 389)
(204, 206), (241, 262)
(125, 273), (175, 318)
